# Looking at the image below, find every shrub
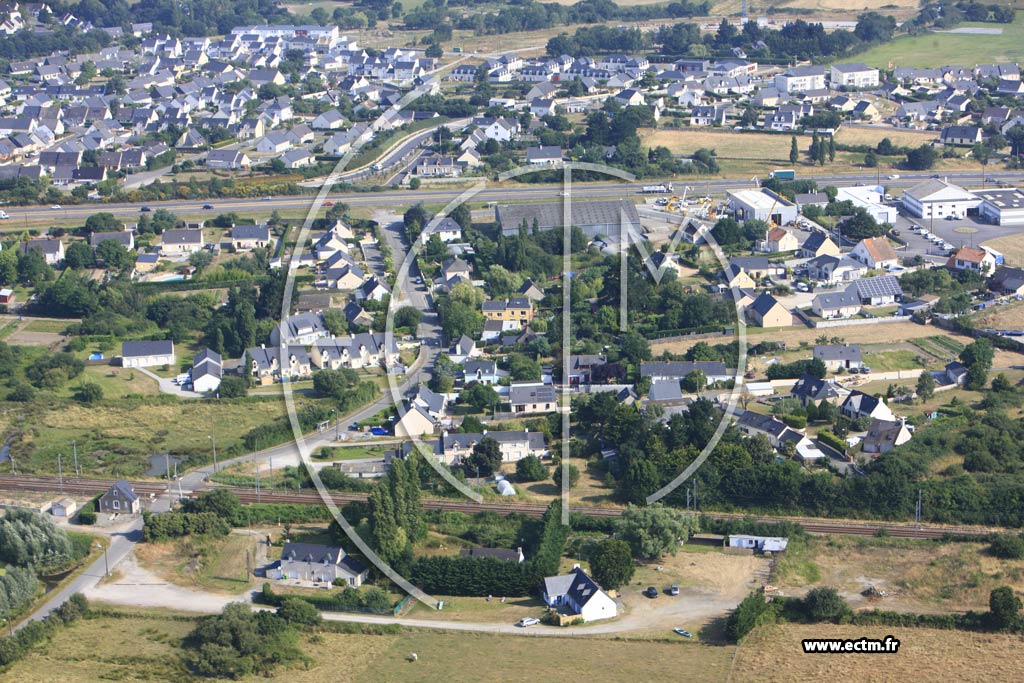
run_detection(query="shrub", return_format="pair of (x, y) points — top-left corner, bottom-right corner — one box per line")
(990, 534), (1024, 560)
(515, 455), (548, 482)
(76, 508), (97, 525)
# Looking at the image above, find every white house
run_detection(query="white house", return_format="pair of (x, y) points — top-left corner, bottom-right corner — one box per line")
(420, 216), (463, 244)
(850, 237), (899, 270)
(542, 567), (617, 623)
(775, 65), (826, 93)
(121, 340), (175, 368)
(946, 246), (997, 275)
(191, 348), (222, 393)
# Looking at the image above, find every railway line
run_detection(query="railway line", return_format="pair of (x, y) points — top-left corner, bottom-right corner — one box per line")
(0, 474), (999, 540)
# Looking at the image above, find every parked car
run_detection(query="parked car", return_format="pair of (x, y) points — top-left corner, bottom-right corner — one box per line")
(517, 617), (541, 627)
(0, 211), (8, 219)
(370, 426), (389, 436)
(861, 366), (872, 374)
(644, 586), (659, 599)
(674, 628), (693, 638)
(669, 585), (680, 596)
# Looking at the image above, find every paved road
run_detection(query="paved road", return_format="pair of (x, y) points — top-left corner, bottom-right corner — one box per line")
(15, 518), (143, 631)
(7, 170), (1024, 226)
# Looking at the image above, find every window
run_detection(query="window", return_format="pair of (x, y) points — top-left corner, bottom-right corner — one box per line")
(112, 499), (120, 510)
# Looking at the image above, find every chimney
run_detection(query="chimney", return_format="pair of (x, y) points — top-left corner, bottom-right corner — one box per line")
(261, 343), (265, 349)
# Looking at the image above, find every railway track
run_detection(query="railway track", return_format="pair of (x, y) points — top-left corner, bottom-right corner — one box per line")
(0, 475), (997, 539)
(0, 474), (167, 498)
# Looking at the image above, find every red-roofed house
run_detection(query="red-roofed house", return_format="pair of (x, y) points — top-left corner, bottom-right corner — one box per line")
(946, 246), (996, 275)
(850, 237), (898, 270)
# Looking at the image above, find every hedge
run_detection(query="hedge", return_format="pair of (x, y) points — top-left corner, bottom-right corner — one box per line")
(0, 594), (88, 668)
(817, 430), (847, 455)
(142, 512), (230, 542)
(410, 555), (533, 596)
(256, 582), (393, 615)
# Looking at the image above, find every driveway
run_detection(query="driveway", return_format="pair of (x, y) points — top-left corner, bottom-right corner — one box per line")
(137, 367), (204, 399)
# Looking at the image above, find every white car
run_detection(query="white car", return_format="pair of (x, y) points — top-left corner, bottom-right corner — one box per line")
(0, 211), (8, 220)
(50, 204), (62, 210)
(887, 174), (900, 180)
(517, 617), (541, 627)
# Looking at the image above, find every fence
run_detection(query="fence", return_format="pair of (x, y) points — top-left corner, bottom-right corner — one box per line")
(810, 315), (912, 329)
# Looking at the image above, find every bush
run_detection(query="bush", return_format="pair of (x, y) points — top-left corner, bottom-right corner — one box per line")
(515, 455), (548, 482)
(76, 508), (97, 525)
(726, 591), (778, 642)
(990, 534), (1024, 560)
(218, 376), (248, 398)
(0, 508), (74, 570)
(801, 586), (851, 622)
(817, 430), (847, 455)
(142, 512), (231, 542)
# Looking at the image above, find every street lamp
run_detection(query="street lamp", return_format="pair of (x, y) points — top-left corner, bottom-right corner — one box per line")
(95, 543), (109, 577)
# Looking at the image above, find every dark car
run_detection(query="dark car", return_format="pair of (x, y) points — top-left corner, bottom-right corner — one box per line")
(202, 204), (214, 210)
(644, 586), (659, 599)
(140, 206), (152, 212)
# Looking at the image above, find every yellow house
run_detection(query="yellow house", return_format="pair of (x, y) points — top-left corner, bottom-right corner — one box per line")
(765, 227), (799, 253)
(748, 292), (791, 328)
(800, 231), (841, 258)
(725, 265), (757, 289)
(482, 297), (534, 327)
(394, 405), (435, 438)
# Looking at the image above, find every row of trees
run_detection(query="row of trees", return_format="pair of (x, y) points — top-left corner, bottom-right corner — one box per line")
(0, 509), (74, 571)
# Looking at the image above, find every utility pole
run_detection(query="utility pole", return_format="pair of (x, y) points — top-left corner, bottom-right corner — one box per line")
(164, 452), (171, 483)
(72, 440), (79, 478)
(175, 462), (183, 502)
(210, 433), (218, 473)
(915, 489), (922, 538)
(693, 479), (698, 511)
(57, 453), (63, 493)
(686, 489), (691, 511)
(268, 458), (273, 492)
(256, 468), (261, 503)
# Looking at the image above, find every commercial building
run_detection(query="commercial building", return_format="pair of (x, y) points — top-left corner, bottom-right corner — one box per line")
(901, 179), (980, 219)
(495, 199), (640, 238)
(727, 189), (798, 225)
(975, 187), (1024, 226)
(836, 184), (897, 224)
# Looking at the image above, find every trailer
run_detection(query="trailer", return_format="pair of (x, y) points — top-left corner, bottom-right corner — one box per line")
(642, 183), (673, 193)
(769, 169), (795, 180)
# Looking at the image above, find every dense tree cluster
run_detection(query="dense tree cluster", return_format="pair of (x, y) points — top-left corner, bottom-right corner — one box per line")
(369, 458), (425, 571)
(0, 509), (74, 570)
(142, 511), (231, 542)
(185, 603), (306, 678)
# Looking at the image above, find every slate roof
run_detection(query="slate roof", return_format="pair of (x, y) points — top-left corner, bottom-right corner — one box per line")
(122, 340), (173, 358)
(509, 383), (557, 405)
(640, 361), (728, 379)
(813, 345), (861, 364)
(737, 411), (789, 439)
(649, 379), (683, 402)
(791, 375), (839, 401)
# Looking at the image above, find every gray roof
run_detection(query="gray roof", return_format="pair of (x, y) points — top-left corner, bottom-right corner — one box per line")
(640, 361), (728, 379)
(162, 228), (203, 245)
(649, 379), (683, 402)
(442, 430), (546, 451)
(496, 199), (640, 234)
(460, 547), (521, 562)
(814, 288), (861, 310)
(279, 542), (365, 577)
(231, 224), (270, 240)
(109, 480), (139, 502)
(122, 340), (173, 358)
(991, 266), (1024, 292)
(791, 375), (839, 401)
(813, 345), (861, 363)
(853, 275), (902, 300)
(90, 231), (133, 248)
(543, 567), (606, 609)
(194, 347), (222, 368)
(842, 390), (883, 416)
(509, 383), (556, 405)
(737, 411), (789, 438)
(750, 292), (782, 317)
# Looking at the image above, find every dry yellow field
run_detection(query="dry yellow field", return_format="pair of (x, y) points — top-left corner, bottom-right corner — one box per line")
(834, 127), (938, 148)
(982, 232), (1024, 266)
(732, 623), (1024, 683)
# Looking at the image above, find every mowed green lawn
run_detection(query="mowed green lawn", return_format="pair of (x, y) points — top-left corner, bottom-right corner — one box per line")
(855, 19), (1024, 68)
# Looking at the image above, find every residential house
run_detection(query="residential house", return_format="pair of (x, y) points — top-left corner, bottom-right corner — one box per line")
(269, 542), (368, 587)
(394, 404), (435, 438)
(861, 418), (912, 454)
(191, 348), (222, 393)
(946, 246), (996, 275)
(747, 292), (790, 328)
(940, 125), (983, 146)
(690, 104), (728, 126)
(463, 360), (500, 385)
(840, 390), (895, 422)
(639, 361), (731, 385)
(460, 547), (524, 563)
(98, 480), (140, 514)
(246, 345), (313, 384)
(850, 237), (898, 270)
(268, 315), (327, 348)
(482, 297), (533, 329)
(509, 382), (557, 414)
(21, 238), (65, 265)
(437, 430), (548, 466)
(231, 224), (271, 251)
(205, 148), (250, 169)
(764, 227), (798, 253)
(729, 256), (786, 281)
(90, 230), (135, 250)
(354, 276), (390, 303)
(799, 232), (840, 259)
(525, 145), (562, 165)
(421, 216), (462, 244)
(990, 266), (1024, 295)
(813, 345), (862, 372)
(790, 375), (841, 406)
(852, 275), (902, 306)
(160, 228), (204, 255)
(805, 255), (867, 284)
(518, 278), (544, 301)
(736, 411), (801, 449)
(812, 287), (862, 319)
(121, 340), (175, 368)
(542, 567), (617, 623)
(775, 66), (826, 93)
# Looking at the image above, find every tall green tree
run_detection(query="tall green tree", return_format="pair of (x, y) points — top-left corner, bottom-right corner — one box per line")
(588, 538), (634, 590)
(789, 135), (799, 164)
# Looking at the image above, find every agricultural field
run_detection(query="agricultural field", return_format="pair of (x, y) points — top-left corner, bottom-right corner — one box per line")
(971, 299), (1024, 331)
(775, 536), (1024, 613)
(854, 17), (1024, 68)
(732, 623), (1024, 683)
(639, 128), (974, 178)
(0, 611), (739, 683)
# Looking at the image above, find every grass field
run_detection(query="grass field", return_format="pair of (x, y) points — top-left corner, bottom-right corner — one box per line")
(134, 532), (261, 593)
(833, 126), (938, 148)
(971, 299), (1024, 330)
(854, 18), (1024, 68)
(12, 394), (314, 477)
(982, 232), (1024, 267)
(732, 623), (1024, 682)
(0, 611), (739, 683)
(640, 128), (969, 178)
(774, 536), (1024, 613)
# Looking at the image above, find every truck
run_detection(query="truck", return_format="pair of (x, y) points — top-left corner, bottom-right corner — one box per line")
(0, 211), (8, 220)
(642, 183), (673, 193)
(769, 169), (795, 180)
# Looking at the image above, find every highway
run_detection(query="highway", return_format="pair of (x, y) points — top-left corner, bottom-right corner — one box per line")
(6, 170), (1024, 225)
